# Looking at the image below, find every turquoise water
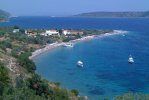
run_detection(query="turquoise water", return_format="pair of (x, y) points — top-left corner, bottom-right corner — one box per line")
(34, 31), (149, 99)
(1, 17), (149, 99)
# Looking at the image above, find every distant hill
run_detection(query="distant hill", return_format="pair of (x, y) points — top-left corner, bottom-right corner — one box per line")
(74, 11), (149, 18)
(0, 9), (10, 21)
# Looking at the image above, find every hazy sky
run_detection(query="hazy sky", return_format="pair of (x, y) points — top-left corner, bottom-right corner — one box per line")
(0, 0), (149, 16)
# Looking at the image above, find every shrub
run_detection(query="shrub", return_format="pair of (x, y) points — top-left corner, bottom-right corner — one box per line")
(0, 62), (10, 95)
(71, 89), (79, 96)
(18, 52), (36, 72)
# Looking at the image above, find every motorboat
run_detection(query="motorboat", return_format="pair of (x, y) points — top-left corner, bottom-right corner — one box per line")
(128, 55), (134, 64)
(63, 43), (74, 47)
(77, 61), (83, 67)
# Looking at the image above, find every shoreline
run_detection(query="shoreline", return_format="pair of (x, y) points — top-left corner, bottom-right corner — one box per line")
(29, 30), (127, 59)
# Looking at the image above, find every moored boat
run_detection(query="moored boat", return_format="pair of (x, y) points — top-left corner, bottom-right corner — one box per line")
(128, 55), (134, 64)
(77, 61), (83, 67)
(63, 43), (74, 47)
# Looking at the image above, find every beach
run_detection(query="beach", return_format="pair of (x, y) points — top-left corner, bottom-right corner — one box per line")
(29, 30), (127, 59)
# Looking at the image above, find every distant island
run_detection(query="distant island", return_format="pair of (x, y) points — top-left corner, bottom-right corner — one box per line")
(0, 9), (10, 22)
(74, 11), (149, 18)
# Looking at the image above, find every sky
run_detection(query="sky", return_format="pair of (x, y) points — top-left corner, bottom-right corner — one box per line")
(0, 0), (149, 16)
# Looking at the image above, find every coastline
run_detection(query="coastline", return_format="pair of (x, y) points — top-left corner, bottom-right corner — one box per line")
(29, 30), (127, 59)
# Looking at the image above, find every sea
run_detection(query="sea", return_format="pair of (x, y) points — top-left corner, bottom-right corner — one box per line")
(0, 17), (149, 100)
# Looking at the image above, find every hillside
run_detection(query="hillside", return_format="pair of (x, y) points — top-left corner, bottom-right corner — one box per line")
(0, 27), (112, 100)
(0, 27), (87, 100)
(0, 9), (10, 21)
(74, 11), (149, 18)
(1, 26), (149, 100)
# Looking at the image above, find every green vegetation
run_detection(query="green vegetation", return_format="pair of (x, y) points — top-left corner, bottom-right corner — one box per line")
(0, 63), (10, 95)
(0, 63), (9, 85)
(0, 60), (81, 100)
(83, 29), (112, 35)
(0, 26), (90, 100)
(75, 11), (149, 18)
(1, 26), (149, 100)
(18, 52), (36, 72)
(115, 93), (149, 100)
(0, 87), (48, 100)
(0, 40), (12, 51)
(71, 89), (79, 96)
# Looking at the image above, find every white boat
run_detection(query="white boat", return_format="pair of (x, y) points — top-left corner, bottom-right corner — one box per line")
(77, 61), (83, 67)
(63, 43), (74, 47)
(128, 55), (134, 64)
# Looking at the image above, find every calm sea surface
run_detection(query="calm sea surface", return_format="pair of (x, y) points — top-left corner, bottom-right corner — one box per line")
(1, 17), (149, 99)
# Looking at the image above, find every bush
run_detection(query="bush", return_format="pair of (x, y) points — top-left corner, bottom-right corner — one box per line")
(0, 40), (12, 50)
(71, 89), (79, 96)
(0, 87), (47, 100)
(15, 74), (25, 88)
(0, 62), (10, 95)
(18, 52), (36, 72)
(53, 88), (69, 100)
(115, 93), (149, 100)
(28, 74), (51, 98)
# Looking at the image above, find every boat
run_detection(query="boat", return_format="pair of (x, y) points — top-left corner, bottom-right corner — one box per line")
(128, 55), (134, 64)
(77, 61), (83, 67)
(63, 43), (74, 47)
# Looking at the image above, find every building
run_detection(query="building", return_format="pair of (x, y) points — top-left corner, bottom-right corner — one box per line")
(25, 30), (37, 37)
(61, 30), (84, 35)
(62, 30), (71, 35)
(13, 29), (20, 33)
(40, 30), (60, 36)
(45, 30), (59, 36)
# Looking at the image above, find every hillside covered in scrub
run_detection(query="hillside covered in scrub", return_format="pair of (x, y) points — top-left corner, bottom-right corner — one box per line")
(1, 26), (149, 100)
(0, 9), (10, 22)
(0, 26), (87, 100)
(74, 11), (149, 18)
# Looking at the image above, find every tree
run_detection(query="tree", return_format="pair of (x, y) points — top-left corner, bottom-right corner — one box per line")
(115, 93), (149, 100)
(19, 29), (25, 33)
(28, 74), (53, 98)
(15, 74), (25, 88)
(0, 63), (9, 85)
(0, 62), (10, 95)
(53, 88), (69, 100)
(0, 40), (12, 51)
(13, 26), (19, 29)
(18, 52), (36, 72)
(58, 29), (63, 35)
(0, 87), (47, 100)
(71, 89), (79, 96)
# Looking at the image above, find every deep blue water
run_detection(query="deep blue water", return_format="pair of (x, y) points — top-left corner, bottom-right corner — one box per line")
(0, 17), (149, 32)
(1, 17), (149, 99)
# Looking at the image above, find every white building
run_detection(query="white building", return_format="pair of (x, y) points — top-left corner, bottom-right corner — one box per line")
(13, 29), (20, 33)
(45, 30), (59, 36)
(62, 30), (71, 35)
